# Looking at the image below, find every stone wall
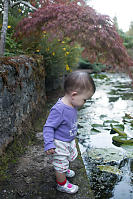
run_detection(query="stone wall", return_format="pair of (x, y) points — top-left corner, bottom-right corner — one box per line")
(0, 55), (46, 155)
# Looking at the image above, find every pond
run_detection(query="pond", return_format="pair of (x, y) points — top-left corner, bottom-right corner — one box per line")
(77, 72), (133, 199)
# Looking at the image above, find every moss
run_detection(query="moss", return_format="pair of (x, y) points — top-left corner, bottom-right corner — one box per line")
(97, 165), (122, 175)
(0, 57), (21, 89)
(0, 131), (36, 182)
(0, 57), (20, 74)
(0, 55), (44, 90)
(0, 70), (8, 87)
(0, 89), (54, 183)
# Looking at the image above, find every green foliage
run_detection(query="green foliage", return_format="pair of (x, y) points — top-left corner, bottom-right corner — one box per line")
(0, 13), (3, 30)
(0, 13), (25, 56)
(8, 11), (24, 29)
(127, 49), (133, 60)
(118, 30), (133, 49)
(78, 58), (93, 69)
(126, 21), (133, 37)
(4, 31), (24, 56)
(113, 17), (133, 49)
(1, 10), (82, 77)
(113, 16), (119, 31)
(78, 58), (106, 73)
(92, 62), (106, 73)
(35, 34), (82, 77)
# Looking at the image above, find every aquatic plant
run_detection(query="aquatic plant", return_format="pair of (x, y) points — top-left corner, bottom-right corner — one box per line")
(112, 136), (133, 146)
(111, 124), (133, 146)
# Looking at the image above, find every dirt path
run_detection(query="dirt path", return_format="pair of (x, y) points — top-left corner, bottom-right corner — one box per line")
(0, 131), (94, 199)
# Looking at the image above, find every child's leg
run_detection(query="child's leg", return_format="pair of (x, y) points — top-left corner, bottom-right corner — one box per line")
(55, 170), (78, 194)
(55, 170), (66, 183)
(52, 140), (78, 193)
(69, 139), (78, 162)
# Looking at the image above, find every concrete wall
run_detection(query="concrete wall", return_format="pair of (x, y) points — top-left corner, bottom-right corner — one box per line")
(0, 55), (46, 155)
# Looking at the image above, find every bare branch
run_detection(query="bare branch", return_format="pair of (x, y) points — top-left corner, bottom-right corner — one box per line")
(10, 0), (37, 11)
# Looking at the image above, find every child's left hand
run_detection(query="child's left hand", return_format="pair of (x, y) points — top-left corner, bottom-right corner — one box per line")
(46, 148), (55, 155)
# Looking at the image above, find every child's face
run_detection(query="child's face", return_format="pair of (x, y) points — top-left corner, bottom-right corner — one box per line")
(71, 90), (93, 108)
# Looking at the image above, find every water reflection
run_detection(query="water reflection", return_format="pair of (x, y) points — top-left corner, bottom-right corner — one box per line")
(111, 158), (133, 199)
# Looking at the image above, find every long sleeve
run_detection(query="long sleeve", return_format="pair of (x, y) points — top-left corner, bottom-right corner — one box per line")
(43, 126), (56, 151)
(43, 108), (62, 151)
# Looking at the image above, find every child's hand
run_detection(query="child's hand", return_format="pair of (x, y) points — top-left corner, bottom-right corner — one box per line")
(46, 148), (55, 155)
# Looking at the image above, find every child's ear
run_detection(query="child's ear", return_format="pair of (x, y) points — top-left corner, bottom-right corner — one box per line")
(71, 91), (78, 97)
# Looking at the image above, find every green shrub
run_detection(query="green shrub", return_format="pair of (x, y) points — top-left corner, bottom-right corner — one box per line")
(4, 31), (24, 56)
(78, 58), (106, 73)
(118, 30), (133, 49)
(0, 13), (25, 56)
(37, 35), (83, 78)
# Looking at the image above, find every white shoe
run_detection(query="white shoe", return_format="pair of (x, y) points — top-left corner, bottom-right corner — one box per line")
(66, 169), (75, 178)
(57, 180), (78, 194)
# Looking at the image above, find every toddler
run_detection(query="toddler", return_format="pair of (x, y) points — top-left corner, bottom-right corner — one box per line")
(43, 70), (96, 194)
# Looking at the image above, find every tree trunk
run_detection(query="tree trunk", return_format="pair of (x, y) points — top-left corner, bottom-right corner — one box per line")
(0, 0), (9, 57)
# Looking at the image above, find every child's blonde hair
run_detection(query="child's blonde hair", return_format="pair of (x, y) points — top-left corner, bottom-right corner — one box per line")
(64, 71), (96, 94)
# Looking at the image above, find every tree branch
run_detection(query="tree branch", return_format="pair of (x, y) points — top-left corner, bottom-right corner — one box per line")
(10, 0), (37, 11)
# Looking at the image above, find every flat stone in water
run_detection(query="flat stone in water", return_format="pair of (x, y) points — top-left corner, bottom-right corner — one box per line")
(87, 148), (124, 163)
(97, 165), (122, 175)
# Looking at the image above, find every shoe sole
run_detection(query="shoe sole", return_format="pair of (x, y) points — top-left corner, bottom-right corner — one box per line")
(57, 186), (78, 194)
(66, 173), (75, 178)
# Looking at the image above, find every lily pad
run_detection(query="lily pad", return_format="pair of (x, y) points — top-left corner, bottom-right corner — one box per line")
(123, 113), (133, 125)
(91, 124), (103, 133)
(124, 113), (133, 119)
(91, 128), (101, 133)
(103, 120), (119, 127)
(100, 114), (107, 119)
(112, 136), (133, 146)
(108, 89), (117, 95)
(110, 124), (124, 131)
(91, 124), (103, 128)
(93, 73), (109, 79)
(78, 124), (84, 129)
(110, 124), (127, 137)
(97, 165), (122, 175)
(123, 118), (133, 123)
(108, 97), (119, 102)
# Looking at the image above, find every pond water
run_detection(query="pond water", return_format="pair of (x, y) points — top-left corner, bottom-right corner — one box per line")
(77, 72), (133, 199)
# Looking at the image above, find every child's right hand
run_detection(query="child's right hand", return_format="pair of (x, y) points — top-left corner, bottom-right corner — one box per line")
(46, 148), (55, 155)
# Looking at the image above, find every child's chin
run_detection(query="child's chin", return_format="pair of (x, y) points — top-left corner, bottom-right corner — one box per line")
(76, 104), (83, 108)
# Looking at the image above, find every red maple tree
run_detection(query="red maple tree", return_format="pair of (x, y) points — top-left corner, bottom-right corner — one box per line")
(15, 0), (133, 74)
